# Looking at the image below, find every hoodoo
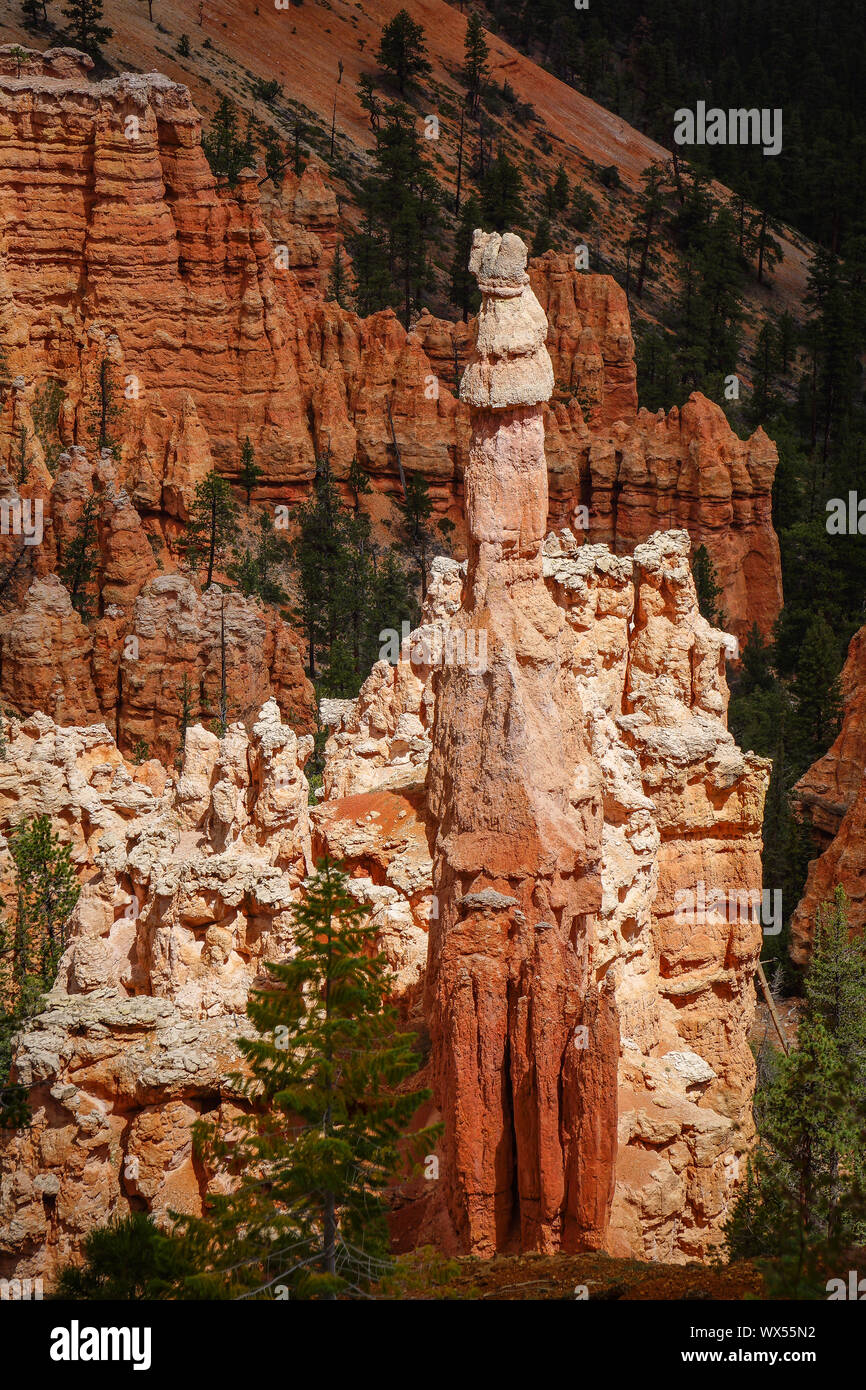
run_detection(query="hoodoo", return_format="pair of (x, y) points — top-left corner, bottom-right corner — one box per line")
(426, 230), (616, 1254)
(424, 230), (772, 1260)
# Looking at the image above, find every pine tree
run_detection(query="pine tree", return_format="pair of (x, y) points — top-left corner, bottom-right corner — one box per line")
(357, 74), (382, 134)
(228, 509), (290, 605)
(691, 543), (724, 625)
(570, 182), (597, 231)
(55, 1213), (195, 1299)
(395, 472), (434, 600)
(177, 857), (434, 1299)
(746, 207), (785, 286)
(368, 547), (419, 660)
(531, 217), (552, 257)
(262, 126), (285, 184)
(551, 163), (569, 213)
(725, 888), (866, 1295)
(238, 436), (263, 506)
(635, 327), (677, 412)
(202, 98), (256, 186)
(350, 104), (441, 327)
(349, 210), (393, 318)
(480, 152), (523, 232)
(90, 355), (120, 454)
(675, 202), (744, 391)
(291, 456), (350, 678)
(632, 161), (667, 298)
(463, 9), (489, 116)
(179, 470), (240, 588)
(347, 457), (372, 513)
(58, 492), (99, 619)
(376, 9), (432, 95)
(333, 509), (375, 686)
(327, 243), (350, 308)
(749, 322), (782, 427)
(449, 195), (482, 322)
(62, 0), (113, 58)
(1, 816), (80, 1126)
(789, 614), (843, 769)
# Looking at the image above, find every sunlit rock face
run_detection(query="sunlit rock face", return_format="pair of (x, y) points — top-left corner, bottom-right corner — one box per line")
(422, 230), (770, 1261)
(790, 624), (866, 964)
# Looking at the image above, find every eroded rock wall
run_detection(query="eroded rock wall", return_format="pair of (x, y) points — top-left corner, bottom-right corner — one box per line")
(790, 625), (866, 962)
(0, 57), (781, 637)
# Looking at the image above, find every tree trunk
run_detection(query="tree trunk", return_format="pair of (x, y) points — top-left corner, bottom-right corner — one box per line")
(636, 210), (654, 297)
(207, 494), (216, 586)
(757, 211), (767, 284)
(324, 1191), (337, 1283)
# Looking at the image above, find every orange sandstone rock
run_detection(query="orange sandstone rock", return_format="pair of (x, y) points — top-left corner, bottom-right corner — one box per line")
(790, 625), (866, 962)
(421, 231), (770, 1262)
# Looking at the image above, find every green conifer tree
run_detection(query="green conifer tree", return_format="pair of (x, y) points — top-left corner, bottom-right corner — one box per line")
(228, 509), (290, 606)
(179, 470), (240, 587)
(62, 0), (112, 58)
(395, 472), (434, 600)
(0, 816), (80, 1127)
(327, 244), (351, 309)
(789, 613), (843, 769)
(347, 457), (372, 514)
(58, 492), (99, 619)
(202, 98), (257, 186)
(531, 216), (552, 257)
(691, 543), (724, 625)
(463, 9), (489, 116)
(480, 152), (523, 232)
(55, 1213), (195, 1299)
(725, 888), (866, 1296)
(377, 9), (432, 95)
(238, 436), (263, 506)
(551, 163), (569, 212)
(449, 195), (482, 322)
(178, 857), (434, 1298)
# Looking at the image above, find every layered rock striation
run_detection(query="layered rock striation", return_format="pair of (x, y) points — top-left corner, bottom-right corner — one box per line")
(0, 54), (781, 637)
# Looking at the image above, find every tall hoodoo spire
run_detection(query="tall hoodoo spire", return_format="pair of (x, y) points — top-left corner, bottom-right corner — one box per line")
(425, 229), (616, 1256)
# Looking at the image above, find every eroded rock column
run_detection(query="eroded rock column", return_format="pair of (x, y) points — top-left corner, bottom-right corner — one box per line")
(425, 231), (618, 1254)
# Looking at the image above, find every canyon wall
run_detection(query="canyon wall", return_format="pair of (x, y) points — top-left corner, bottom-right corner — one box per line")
(0, 397), (316, 754)
(0, 48), (781, 1281)
(0, 48), (781, 644)
(790, 625), (866, 962)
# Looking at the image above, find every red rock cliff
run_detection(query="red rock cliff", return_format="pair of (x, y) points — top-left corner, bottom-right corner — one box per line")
(790, 625), (866, 962)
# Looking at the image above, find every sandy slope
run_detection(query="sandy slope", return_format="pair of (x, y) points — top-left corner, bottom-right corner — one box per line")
(0, 0), (812, 316)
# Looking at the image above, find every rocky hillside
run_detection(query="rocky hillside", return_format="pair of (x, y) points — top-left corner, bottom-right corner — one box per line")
(0, 0), (814, 326)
